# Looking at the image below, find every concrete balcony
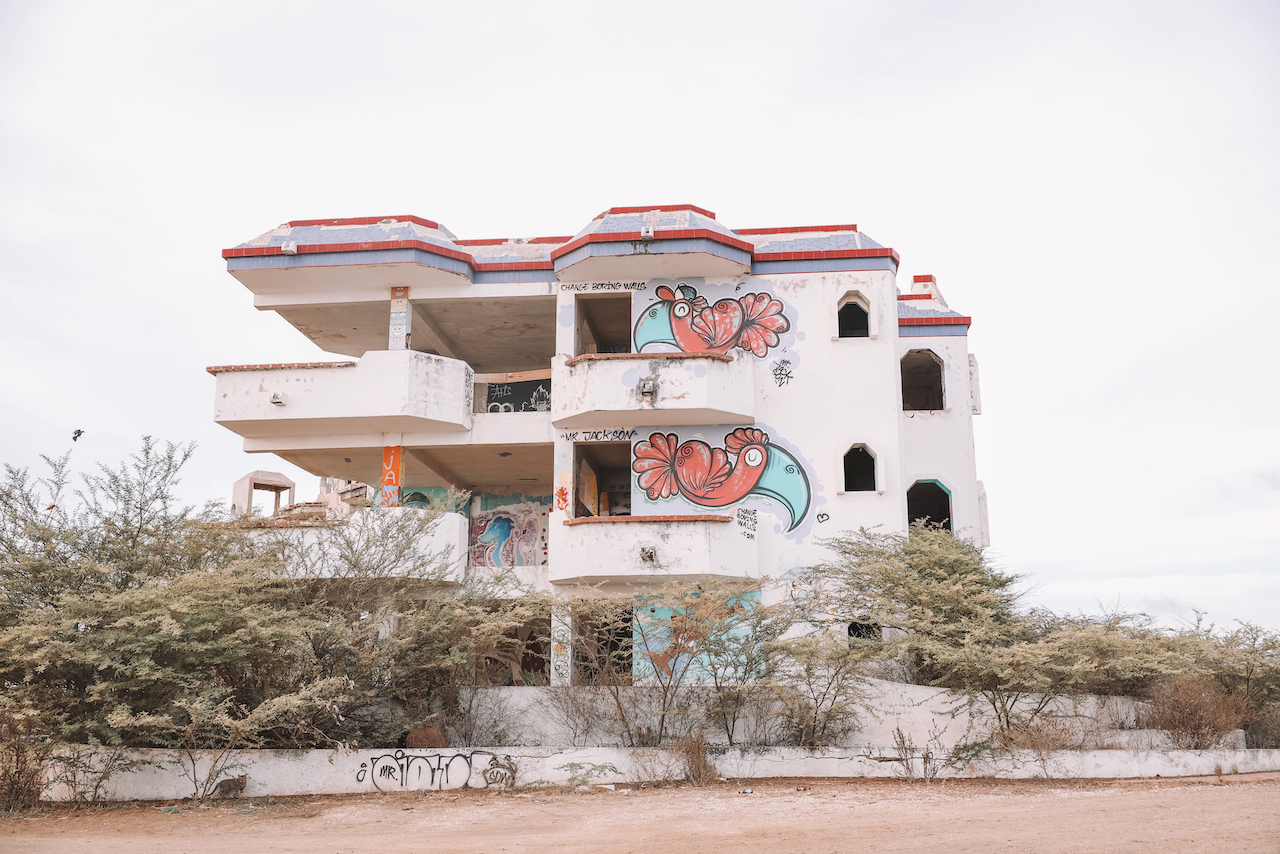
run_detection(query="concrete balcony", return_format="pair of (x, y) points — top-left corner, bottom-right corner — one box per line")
(549, 514), (757, 584)
(550, 352), (755, 429)
(211, 350), (474, 441)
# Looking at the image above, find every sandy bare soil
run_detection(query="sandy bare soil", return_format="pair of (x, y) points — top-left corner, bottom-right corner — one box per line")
(5, 775), (1279, 854)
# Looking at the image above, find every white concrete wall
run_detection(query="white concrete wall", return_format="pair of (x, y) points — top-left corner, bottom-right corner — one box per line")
(550, 351), (756, 429)
(549, 517), (757, 585)
(46, 745), (1280, 801)
(214, 350), (474, 441)
(548, 270), (935, 595)
(896, 332), (983, 541)
(246, 508), (469, 579)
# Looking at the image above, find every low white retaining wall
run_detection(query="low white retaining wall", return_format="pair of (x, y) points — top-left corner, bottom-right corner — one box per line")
(44, 746), (1280, 802)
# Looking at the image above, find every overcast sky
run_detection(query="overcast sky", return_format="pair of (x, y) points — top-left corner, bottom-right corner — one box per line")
(1, 1), (1276, 628)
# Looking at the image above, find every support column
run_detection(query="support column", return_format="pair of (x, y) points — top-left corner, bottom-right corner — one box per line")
(378, 445), (404, 507)
(389, 286), (410, 350)
(550, 604), (573, 686)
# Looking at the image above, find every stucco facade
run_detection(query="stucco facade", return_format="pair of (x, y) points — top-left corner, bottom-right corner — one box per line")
(209, 205), (989, 683)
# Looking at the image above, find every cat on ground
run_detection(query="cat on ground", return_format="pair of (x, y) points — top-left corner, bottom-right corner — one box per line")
(213, 774), (247, 798)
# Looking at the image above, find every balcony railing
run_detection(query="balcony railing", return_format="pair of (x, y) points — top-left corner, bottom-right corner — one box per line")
(549, 514), (757, 584)
(550, 352), (756, 429)
(211, 350), (474, 440)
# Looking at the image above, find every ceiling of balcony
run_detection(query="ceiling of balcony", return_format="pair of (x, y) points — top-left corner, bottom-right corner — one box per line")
(273, 296), (557, 373)
(275, 442), (554, 491)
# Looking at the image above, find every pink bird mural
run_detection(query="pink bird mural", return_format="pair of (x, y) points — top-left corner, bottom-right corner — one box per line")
(633, 284), (792, 357)
(632, 427), (812, 531)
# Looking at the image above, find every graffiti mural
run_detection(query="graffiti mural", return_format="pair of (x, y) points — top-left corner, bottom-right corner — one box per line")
(632, 427), (812, 531)
(355, 751), (517, 791)
(634, 591), (760, 682)
(378, 445), (404, 507)
(470, 503), (545, 568)
(633, 283), (792, 358)
(486, 379), (551, 413)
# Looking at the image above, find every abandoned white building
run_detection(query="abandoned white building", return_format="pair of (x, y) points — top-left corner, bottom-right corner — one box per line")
(209, 204), (989, 684)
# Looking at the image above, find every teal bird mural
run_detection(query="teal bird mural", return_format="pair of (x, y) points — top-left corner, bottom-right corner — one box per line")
(633, 284), (791, 357)
(632, 428), (812, 532)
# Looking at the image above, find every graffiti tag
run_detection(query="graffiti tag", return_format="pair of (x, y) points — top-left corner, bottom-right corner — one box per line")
(559, 282), (647, 292)
(355, 751), (516, 791)
(582, 429), (637, 442)
(771, 359), (794, 387)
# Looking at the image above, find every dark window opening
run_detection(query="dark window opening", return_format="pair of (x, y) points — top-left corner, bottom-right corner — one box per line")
(848, 621), (881, 642)
(574, 441), (632, 517)
(573, 603), (634, 686)
(575, 294), (633, 356)
(907, 481), (951, 531)
(843, 446), (876, 492)
(901, 349), (944, 411)
(838, 302), (870, 338)
(479, 624), (549, 687)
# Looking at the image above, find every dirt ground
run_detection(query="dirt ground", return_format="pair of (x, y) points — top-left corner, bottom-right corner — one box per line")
(5, 774), (1279, 854)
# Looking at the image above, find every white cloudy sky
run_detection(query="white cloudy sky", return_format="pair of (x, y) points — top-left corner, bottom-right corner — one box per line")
(1, 1), (1276, 628)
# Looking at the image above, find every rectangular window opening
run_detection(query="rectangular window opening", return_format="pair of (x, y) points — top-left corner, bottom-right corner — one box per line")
(573, 440), (633, 518)
(574, 294), (633, 357)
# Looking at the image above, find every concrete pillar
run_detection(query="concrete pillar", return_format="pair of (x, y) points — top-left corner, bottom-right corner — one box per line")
(550, 604), (573, 686)
(378, 445), (403, 507)
(389, 286), (410, 350)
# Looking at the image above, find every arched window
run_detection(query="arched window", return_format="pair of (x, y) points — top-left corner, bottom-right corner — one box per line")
(838, 302), (869, 338)
(907, 480), (951, 531)
(843, 445), (876, 492)
(901, 349), (944, 411)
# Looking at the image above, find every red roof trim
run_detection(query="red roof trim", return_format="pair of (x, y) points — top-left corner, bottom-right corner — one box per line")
(222, 239), (475, 266)
(898, 316), (972, 327)
(550, 228), (754, 262)
(913, 274), (936, 283)
(288, 215), (442, 230)
(206, 361), (357, 375)
(753, 247), (901, 264)
(471, 260), (555, 272)
(897, 294), (933, 301)
(529, 236), (574, 244)
(736, 224), (858, 235)
(593, 204), (717, 220)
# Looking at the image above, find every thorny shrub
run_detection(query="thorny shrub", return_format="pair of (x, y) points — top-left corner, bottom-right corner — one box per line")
(1140, 675), (1248, 750)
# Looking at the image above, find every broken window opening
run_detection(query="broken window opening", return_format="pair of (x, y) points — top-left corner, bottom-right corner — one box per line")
(573, 441), (633, 518)
(843, 445), (876, 492)
(848, 621), (881, 642)
(901, 349), (945, 411)
(574, 294), (633, 357)
(479, 616), (550, 686)
(572, 602), (634, 686)
(907, 480), (952, 531)
(838, 302), (870, 338)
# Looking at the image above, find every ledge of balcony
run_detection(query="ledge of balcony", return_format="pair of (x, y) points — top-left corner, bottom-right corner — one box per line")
(564, 351), (734, 367)
(562, 514), (732, 526)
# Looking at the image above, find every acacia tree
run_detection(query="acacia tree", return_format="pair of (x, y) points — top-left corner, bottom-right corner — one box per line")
(0, 439), (550, 792)
(695, 580), (794, 746)
(809, 524), (1182, 742)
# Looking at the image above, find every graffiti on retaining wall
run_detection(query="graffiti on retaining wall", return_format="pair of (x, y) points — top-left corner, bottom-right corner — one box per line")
(355, 751), (517, 791)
